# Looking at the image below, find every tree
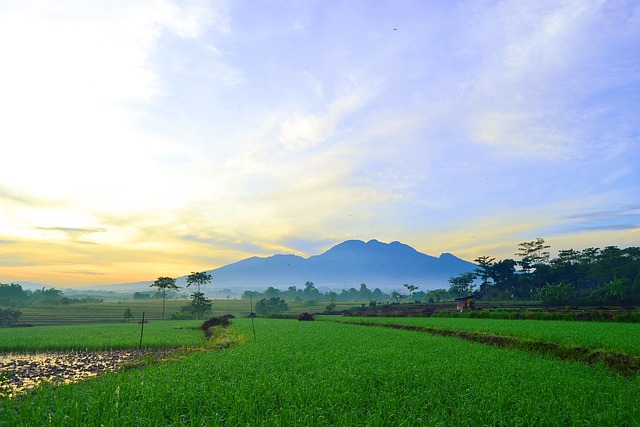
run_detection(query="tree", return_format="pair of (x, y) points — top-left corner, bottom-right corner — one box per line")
(303, 281), (320, 302)
(489, 259), (518, 298)
(0, 283), (29, 303)
(32, 287), (64, 304)
(539, 282), (574, 305)
(189, 292), (213, 318)
(264, 286), (281, 298)
(391, 291), (406, 303)
(0, 307), (21, 327)
(150, 277), (179, 320)
(359, 283), (372, 301)
(603, 278), (628, 305)
(403, 284), (419, 301)
(448, 272), (476, 298)
(474, 255), (495, 288)
(427, 288), (448, 303)
(186, 271), (212, 320)
(123, 307), (134, 322)
(515, 238), (550, 274)
(133, 292), (151, 300)
(255, 297), (289, 315)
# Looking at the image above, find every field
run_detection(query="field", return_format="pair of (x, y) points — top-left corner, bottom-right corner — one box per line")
(336, 317), (640, 355)
(1, 317), (639, 425)
(16, 299), (359, 325)
(0, 321), (204, 352)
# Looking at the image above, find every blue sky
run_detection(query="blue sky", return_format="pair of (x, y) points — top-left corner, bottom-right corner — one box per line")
(0, 0), (638, 287)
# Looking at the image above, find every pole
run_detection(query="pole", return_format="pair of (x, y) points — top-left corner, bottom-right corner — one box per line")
(250, 293), (256, 342)
(139, 311), (145, 350)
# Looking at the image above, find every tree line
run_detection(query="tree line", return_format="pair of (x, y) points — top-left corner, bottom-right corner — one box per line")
(242, 281), (390, 304)
(0, 284), (104, 306)
(447, 238), (640, 305)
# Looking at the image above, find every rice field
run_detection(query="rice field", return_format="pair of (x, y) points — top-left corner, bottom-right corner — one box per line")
(15, 299), (359, 325)
(0, 318), (638, 426)
(0, 321), (204, 352)
(336, 316), (640, 355)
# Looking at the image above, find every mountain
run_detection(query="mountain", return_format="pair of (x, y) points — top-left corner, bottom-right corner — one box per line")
(68, 239), (476, 293)
(201, 239), (476, 291)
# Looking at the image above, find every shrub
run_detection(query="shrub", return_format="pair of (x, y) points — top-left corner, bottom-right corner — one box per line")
(0, 307), (22, 327)
(168, 311), (196, 320)
(298, 312), (315, 321)
(255, 297), (289, 315)
(200, 316), (232, 341)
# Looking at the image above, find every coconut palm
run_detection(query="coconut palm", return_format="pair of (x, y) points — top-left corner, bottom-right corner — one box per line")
(150, 277), (179, 320)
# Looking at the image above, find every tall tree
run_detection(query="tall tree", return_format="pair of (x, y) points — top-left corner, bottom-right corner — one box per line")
(303, 281), (320, 301)
(186, 272), (212, 320)
(403, 284), (419, 300)
(515, 238), (550, 273)
(474, 255), (496, 288)
(150, 277), (179, 320)
(359, 283), (372, 301)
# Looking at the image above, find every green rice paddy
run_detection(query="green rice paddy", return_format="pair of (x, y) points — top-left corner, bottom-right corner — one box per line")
(1, 317), (638, 425)
(337, 316), (640, 355)
(0, 321), (204, 352)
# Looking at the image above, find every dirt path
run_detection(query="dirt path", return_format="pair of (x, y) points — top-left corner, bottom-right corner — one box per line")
(0, 348), (179, 397)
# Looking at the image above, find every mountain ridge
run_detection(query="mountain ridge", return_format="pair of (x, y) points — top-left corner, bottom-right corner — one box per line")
(31, 239), (476, 293)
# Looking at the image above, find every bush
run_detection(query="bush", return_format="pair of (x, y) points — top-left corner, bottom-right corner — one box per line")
(255, 297), (289, 315)
(0, 307), (21, 327)
(168, 311), (196, 320)
(298, 312), (315, 321)
(200, 315), (232, 340)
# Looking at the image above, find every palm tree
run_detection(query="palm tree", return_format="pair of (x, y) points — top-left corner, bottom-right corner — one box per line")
(186, 272), (212, 320)
(403, 284), (419, 301)
(150, 277), (179, 320)
(604, 278), (627, 305)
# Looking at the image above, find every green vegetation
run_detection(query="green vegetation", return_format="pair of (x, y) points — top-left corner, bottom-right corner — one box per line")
(0, 319), (638, 425)
(242, 281), (390, 304)
(459, 239), (640, 304)
(186, 271), (213, 320)
(6, 299), (360, 326)
(336, 317), (640, 356)
(0, 307), (21, 327)
(255, 297), (289, 315)
(150, 277), (180, 320)
(0, 321), (203, 352)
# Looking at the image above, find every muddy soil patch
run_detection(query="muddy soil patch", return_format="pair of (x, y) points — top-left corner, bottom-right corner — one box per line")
(0, 348), (180, 397)
(353, 322), (640, 375)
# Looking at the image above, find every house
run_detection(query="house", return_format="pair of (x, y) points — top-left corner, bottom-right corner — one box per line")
(454, 295), (476, 312)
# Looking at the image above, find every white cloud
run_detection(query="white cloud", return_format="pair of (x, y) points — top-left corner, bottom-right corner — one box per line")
(0, 0), (225, 203)
(278, 79), (377, 150)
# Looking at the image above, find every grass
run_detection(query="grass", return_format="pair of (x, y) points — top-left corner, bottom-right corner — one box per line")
(15, 299), (361, 325)
(0, 321), (204, 352)
(0, 318), (638, 425)
(335, 316), (640, 356)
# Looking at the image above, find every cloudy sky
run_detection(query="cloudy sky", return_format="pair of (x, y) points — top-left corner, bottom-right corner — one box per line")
(1, 0), (638, 287)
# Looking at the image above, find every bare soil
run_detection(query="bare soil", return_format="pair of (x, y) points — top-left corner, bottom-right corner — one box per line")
(0, 348), (179, 397)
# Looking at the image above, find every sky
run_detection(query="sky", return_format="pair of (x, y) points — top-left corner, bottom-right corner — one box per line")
(0, 0), (639, 288)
